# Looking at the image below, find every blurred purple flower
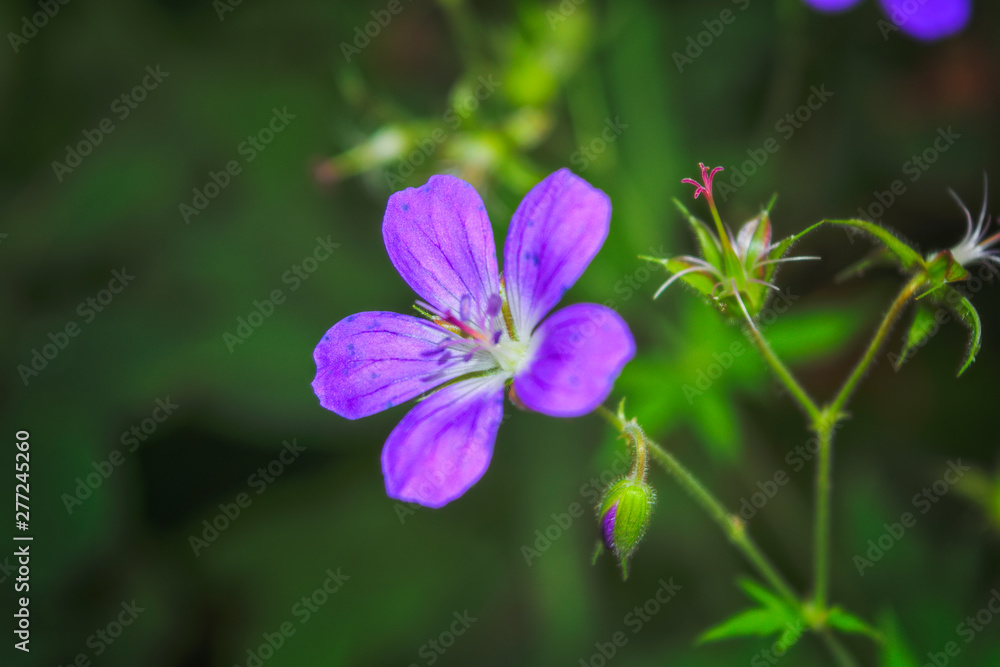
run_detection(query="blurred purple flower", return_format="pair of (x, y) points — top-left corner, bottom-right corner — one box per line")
(878, 0), (971, 41)
(803, 0), (864, 12)
(312, 170), (634, 508)
(801, 0), (972, 40)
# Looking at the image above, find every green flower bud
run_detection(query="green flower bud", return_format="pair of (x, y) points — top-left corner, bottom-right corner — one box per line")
(598, 478), (655, 579)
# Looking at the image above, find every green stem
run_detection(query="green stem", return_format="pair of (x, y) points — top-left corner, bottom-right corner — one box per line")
(596, 406), (800, 609)
(810, 273), (922, 611)
(827, 273), (924, 419)
(820, 631), (860, 667)
(812, 423), (834, 611)
(742, 313), (822, 422)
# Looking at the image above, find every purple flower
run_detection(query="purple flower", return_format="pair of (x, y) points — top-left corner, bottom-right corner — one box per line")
(312, 170), (635, 508)
(802, 0), (864, 13)
(801, 0), (972, 40)
(878, 0), (971, 41)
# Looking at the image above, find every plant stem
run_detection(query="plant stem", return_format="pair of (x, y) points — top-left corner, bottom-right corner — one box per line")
(596, 406), (800, 609)
(742, 315), (822, 422)
(827, 273), (924, 419)
(820, 632), (860, 667)
(811, 273), (922, 609)
(812, 422), (834, 611)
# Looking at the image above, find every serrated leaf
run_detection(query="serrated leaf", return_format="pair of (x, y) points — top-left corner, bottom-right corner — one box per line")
(940, 286), (982, 376)
(697, 607), (790, 644)
(827, 607), (882, 640)
(825, 219), (924, 270)
(894, 303), (937, 371)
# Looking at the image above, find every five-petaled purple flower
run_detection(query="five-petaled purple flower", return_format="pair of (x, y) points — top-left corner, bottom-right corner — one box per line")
(312, 169), (635, 508)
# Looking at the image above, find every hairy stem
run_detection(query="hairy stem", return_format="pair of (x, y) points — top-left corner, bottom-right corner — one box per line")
(811, 273), (923, 610)
(596, 405), (800, 609)
(827, 274), (924, 419)
(742, 319), (822, 422)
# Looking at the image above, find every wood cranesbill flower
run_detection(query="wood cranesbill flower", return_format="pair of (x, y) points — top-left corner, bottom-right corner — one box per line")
(312, 170), (635, 508)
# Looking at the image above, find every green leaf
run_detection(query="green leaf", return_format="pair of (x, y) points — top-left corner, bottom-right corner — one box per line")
(824, 219), (924, 271)
(939, 286), (982, 376)
(737, 577), (790, 613)
(698, 579), (802, 645)
(766, 305), (868, 364)
(878, 610), (920, 667)
(827, 607), (882, 641)
(894, 303), (937, 371)
(697, 607), (790, 644)
(672, 198), (722, 270)
(644, 256), (718, 297)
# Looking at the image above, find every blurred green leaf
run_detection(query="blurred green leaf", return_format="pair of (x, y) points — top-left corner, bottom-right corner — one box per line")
(825, 219), (924, 271)
(894, 303), (937, 371)
(827, 607), (882, 640)
(697, 607), (792, 644)
(698, 579), (800, 645)
(878, 610), (920, 667)
(939, 286), (982, 376)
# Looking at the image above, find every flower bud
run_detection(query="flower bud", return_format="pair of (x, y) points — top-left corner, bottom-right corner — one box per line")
(598, 478), (655, 579)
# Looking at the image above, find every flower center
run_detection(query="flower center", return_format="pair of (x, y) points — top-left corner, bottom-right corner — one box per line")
(489, 332), (530, 375)
(417, 291), (532, 379)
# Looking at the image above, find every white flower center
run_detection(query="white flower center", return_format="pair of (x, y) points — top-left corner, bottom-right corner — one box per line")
(489, 333), (531, 376)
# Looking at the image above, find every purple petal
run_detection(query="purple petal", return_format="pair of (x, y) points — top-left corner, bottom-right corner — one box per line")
(312, 312), (491, 420)
(382, 376), (506, 508)
(602, 503), (618, 550)
(503, 169), (611, 334)
(514, 303), (634, 417)
(878, 0), (971, 40)
(383, 175), (500, 321)
(801, 0), (863, 12)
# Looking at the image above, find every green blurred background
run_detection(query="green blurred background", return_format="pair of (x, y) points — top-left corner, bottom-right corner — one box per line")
(3, 0), (1000, 665)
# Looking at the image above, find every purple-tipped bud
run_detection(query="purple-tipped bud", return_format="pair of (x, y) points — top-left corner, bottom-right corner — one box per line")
(597, 478), (656, 579)
(601, 503), (619, 551)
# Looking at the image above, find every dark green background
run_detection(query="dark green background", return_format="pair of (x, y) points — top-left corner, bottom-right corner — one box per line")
(3, 0), (1000, 665)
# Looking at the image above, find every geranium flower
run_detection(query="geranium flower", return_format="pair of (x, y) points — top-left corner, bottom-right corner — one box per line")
(800, 0), (972, 41)
(312, 170), (635, 507)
